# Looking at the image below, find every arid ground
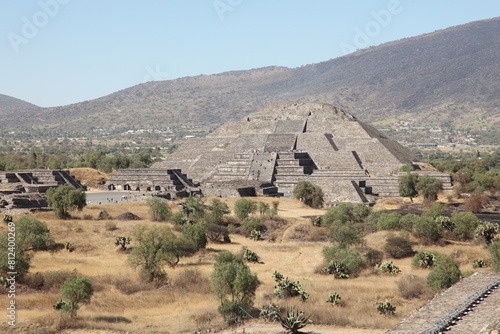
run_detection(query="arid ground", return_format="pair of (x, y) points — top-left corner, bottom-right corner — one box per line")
(0, 194), (492, 334)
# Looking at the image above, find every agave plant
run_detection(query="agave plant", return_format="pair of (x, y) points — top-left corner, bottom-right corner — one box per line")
(277, 307), (311, 334)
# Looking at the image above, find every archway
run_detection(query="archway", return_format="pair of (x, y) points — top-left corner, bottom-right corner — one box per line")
(108, 184), (116, 190)
(124, 184), (131, 191)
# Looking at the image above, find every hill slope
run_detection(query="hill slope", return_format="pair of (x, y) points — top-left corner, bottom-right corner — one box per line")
(1, 17), (499, 135)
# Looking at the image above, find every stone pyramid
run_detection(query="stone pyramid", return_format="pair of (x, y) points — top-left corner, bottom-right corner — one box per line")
(152, 102), (418, 203)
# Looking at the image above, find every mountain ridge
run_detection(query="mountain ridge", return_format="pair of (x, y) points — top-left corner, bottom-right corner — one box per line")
(1, 17), (499, 136)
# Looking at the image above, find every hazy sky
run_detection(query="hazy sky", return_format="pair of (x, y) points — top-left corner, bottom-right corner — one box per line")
(1, 0), (499, 107)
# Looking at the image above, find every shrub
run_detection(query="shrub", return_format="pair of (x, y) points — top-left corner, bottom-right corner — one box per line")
(104, 221), (117, 231)
(365, 248), (384, 267)
(422, 202), (447, 219)
(14, 216), (55, 252)
(207, 199), (230, 223)
(206, 223), (230, 243)
(376, 212), (402, 231)
(23, 272), (45, 290)
(412, 217), (443, 243)
(56, 275), (94, 316)
(322, 245), (365, 278)
(234, 199), (257, 220)
(397, 274), (426, 299)
(384, 235), (414, 259)
(399, 213), (421, 232)
(182, 221), (208, 250)
(374, 261), (401, 275)
(272, 271), (309, 301)
(489, 241), (500, 272)
(147, 197), (172, 222)
(293, 181), (324, 208)
(326, 292), (342, 305)
(329, 222), (364, 247)
(277, 307), (311, 334)
(241, 217), (262, 235)
(211, 251), (259, 325)
(97, 210), (110, 220)
(173, 268), (211, 294)
(377, 300), (396, 317)
(417, 175), (442, 203)
(451, 212), (480, 240)
(426, 254), (461, 289)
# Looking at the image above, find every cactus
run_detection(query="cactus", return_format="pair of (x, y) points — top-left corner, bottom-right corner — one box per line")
(64, 242), (73, 252)
(249, 229), (262, 241)
(377, 300), (396, 317)
(375, 261), (401, 275)
(243, 248), (259, 263)
(273, 272), (309, 301)
(326, 292), (342, 305)
(115, 236), (131, 250)
(277, 307), (311, 334)
(321, 261), (349, 279)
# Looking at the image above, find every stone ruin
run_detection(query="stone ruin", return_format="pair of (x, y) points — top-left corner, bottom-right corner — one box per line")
(388, 272), (500, 333)
(0, 169), (86, 210)
(104, 102), (452, 204)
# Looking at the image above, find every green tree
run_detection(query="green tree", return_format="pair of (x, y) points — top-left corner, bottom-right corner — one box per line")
(293, 181), (324, 208)
(0, 237), (31, 277)
(208, 199), (230, 223)
(46, 185), (86, 218)
(412, 216), (443, 244)
(128, 225), (196, 283)
(211, 251), (260, 324)
(147, 196), (172, 222)
(426, 254), (461, 290)
(398, 172), (419, 202)
(181, 196), (206, 220)
(57, 275), (94, 316)
(257, 201), (270, 217)
(183, 221), (208, 250)
(329, 222), (364, 248)
(15, 216), (55, 252)
(234, 199), (257, 220)
(417, 175), (442, 203)
(451, 212), (480, 240)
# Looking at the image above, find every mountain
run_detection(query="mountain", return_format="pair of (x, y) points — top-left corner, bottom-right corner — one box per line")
(0, 94), (42, 128)
(1, 17), (499, 136)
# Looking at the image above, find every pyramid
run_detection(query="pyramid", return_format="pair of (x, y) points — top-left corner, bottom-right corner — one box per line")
(149, 102), (418, 203)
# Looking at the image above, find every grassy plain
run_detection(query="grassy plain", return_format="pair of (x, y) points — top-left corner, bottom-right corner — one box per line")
(0, 196), (491, 334)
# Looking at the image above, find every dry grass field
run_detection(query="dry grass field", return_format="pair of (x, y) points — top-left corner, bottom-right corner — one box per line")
(0, 196), (492, 334)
